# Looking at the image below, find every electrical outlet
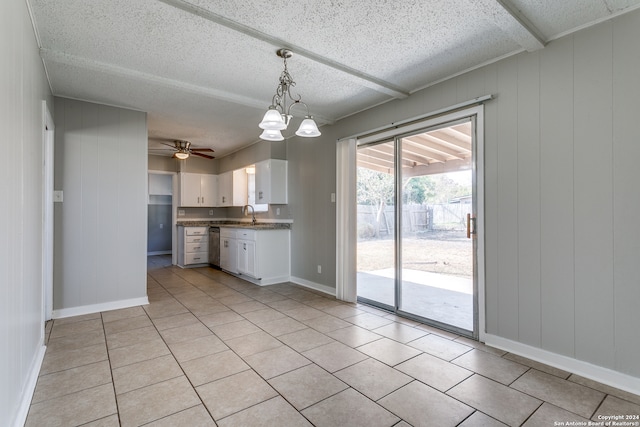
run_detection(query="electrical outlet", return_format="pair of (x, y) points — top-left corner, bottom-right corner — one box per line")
(331, 193), (336, 203)
(178, 209), (185, 216)
(317, 265), (322, 274)
(209, 210), (214, 215)
(276, 208), (280, 215)
(159, 223), (163, 229)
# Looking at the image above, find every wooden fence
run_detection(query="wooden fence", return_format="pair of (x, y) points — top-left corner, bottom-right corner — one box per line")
(357, 203), (471, 238)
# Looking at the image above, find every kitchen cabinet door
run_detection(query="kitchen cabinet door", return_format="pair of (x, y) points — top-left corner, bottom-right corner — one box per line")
(180, 173), (203, 207)
(200, 174), (218, 207)
(218, 171), (233, 206)
(232, 169), (248, 206)
(180, 173), (217, 207)
(237, 239), (257, 278)
(220, 237), (238, 273)
(255, 159), (287, 204)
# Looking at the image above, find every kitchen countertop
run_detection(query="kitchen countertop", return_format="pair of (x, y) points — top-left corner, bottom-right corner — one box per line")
(176, 221), (291, 230)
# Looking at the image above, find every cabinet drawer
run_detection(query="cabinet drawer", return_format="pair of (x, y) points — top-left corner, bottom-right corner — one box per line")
(236, 229), (256, 241)
(187, 242), (208, 253)
(185, 252), (208, 264)
(220, 228), (237, 238)
(185, 227), (208, 236)
(186, 235), (206, 244)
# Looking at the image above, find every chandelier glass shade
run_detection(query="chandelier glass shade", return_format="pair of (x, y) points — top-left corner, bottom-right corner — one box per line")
(259, 129), (285, 141)
(259, 49), (321, 140)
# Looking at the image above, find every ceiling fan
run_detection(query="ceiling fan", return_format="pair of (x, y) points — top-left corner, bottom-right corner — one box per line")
(149, 139), (215, 160)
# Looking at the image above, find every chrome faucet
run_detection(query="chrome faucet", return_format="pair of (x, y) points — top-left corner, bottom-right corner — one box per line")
(243, 204), (256, 225)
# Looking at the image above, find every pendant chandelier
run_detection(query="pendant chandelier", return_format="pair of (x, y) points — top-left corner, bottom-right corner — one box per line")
(258, 49), (321, 141)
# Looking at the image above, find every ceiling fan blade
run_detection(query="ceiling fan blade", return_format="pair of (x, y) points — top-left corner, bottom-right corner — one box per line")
(191, 148), (214, 152)
(192, 152), (215, 159)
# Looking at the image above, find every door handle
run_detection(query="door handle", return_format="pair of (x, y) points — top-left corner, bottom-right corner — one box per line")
(466, 213), (477, 238)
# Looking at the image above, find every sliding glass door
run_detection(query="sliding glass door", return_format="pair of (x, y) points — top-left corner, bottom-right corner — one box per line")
(356, 115), (478, 337)
(356, 140), (396, 309)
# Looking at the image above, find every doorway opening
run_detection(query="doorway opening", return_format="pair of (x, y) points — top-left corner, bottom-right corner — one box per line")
(355, 115), (480, 337)
(148, 172), (174, 256)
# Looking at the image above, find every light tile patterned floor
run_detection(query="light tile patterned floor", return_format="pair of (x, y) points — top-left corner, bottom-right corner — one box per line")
(27, 256), (640, 426)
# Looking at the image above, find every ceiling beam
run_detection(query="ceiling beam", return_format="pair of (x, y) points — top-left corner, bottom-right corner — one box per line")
(464, 0), (545, 52)
(411, 134), (471, 158)
(402, 159), (472, 178)
(157, 0), (410, 99)
(366, 143), (435, 167)
(357, 160), (393, 175)
(402, 138), (462, 162)
(39, 48), (336, 125)
(427, 129), (472, 151)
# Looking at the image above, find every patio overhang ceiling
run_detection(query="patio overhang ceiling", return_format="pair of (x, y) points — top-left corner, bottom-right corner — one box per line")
(357, 122), (472, 177)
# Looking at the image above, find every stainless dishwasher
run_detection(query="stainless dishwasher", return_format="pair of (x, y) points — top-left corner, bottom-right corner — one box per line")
(208, 227), (220, 268)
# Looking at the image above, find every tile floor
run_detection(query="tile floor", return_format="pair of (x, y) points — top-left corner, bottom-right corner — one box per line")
(27, 256), (640, 426)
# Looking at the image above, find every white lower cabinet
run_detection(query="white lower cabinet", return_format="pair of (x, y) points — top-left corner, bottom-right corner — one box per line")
(220, 228), (238, 273)
(177, 226), (209, 267)
(232, 228), (290, 285)
(237, 229), (257, 277)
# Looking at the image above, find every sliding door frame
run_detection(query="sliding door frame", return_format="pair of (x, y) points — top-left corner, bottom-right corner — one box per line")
(340, 103), (486, 341)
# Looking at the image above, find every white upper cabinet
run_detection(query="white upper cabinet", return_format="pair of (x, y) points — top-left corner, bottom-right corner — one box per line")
(179, 172), (218, 207)
(218, 169), (249, 207)
(218, 171), (233, 207)
(232, 168), (248, 206)
(200, 174), (217, 207)
(255, 159), (287, 204)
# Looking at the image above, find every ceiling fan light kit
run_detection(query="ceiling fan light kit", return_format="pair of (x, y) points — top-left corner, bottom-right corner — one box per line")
(259, 49), (321, 141)
(173, 151), (189, 160)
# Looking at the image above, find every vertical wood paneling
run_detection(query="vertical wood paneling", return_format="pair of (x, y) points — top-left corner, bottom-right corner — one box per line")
(496, 56), (520, 340)
(483, 63), (499, 334)
(612, 11), (640, 377)
(55, 99), (147, 310)
(466, 68), (488, 100)
(1, 1), (52, 424)
(1, 1), (22, 421)
(573, 23), (615, 368)
(539, 36), (575, 357)
(516, 51), (542, 347)
(53, 98), (65, 309)
(119, 107), (148, 300)
(440, 78), (458, 108)
(81, 103), (99, 306)
(63, 100), (84, 309)
(96, 105), (120, 303)
(455, 74), (469, 103)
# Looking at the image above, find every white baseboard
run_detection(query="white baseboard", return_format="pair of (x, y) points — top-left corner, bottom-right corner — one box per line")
(484, 333), (640, 395)
(252, 275), (292, 286)
(13, 343), (46, 427)
(290, 276), (337, 297)
(52, 296), (150, 319)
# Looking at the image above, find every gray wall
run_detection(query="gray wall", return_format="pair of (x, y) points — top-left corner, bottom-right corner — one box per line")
(54, 98), (148, 311)
(287, 10), (640, 378)
(0, 1), (54, 425)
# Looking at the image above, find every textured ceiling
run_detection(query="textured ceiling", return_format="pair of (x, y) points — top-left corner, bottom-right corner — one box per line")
(28, 0), (640, 157)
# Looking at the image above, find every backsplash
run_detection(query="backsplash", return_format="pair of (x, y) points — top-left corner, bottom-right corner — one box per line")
(176, 205), (291, 221)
